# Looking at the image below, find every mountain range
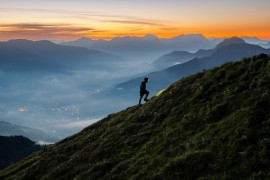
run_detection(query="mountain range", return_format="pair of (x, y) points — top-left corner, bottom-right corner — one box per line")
(1, 55), (269, 179)
(152, 37), (270, 70)
(61, 34), (269, 61)
(61, 34), (217, 61)
(241, 36), (269, 44)
(116, 37), (270, 94)
(0, 39), (124, 72)
(152, 47), (215, 70)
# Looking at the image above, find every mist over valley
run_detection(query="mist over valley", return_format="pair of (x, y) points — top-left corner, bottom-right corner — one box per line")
(0, 35), (269, 141)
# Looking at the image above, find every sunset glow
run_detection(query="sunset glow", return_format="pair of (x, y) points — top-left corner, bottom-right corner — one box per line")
(0, 0), (270, 40)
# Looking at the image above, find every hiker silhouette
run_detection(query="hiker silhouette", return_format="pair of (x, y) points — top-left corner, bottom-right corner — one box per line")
(139, 77), (150, 105)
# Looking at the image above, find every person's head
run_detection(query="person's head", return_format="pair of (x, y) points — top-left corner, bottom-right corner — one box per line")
(144, 77), (149, 82)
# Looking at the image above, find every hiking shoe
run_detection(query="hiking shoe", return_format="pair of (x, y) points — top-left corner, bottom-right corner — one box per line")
(144, 99), (149, 102)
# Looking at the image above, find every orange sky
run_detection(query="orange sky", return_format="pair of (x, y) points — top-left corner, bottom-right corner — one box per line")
(0, 0), (270, 41)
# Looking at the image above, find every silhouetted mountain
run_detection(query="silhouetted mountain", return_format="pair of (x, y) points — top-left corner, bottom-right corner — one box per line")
(0, 39), (124, 72)
(97, 35), (164, 54)
(62, 35), (164, 54)
(0, 135), (42, 169)
(208, 37), (225, 44)
(143, 34), (159, 41)
(152, 37), (246, 70)
(61, 34), (216, 61)
(152, 48), (216, 70)
(0, 121), (59, 143)
(152, 51), (196, 69)
(61, 37), (96, 47)
(216, 36), (245, 48)
(1, 55), (270, 179)
(116, 38), (270, 94)
(166, 34), (215, 52)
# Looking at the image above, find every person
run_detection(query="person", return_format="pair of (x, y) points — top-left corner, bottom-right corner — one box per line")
(139, 77), (150, 105)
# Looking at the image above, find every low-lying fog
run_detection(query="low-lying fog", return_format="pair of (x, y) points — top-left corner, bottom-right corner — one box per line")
(0, 59), (153, 139)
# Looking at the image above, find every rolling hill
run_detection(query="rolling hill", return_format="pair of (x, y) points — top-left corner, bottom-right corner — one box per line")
(1, 54), (270, 179)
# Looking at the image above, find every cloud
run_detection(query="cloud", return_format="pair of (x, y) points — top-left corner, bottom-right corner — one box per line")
(0, 23), (99, 40)
(0, 7), (174, 40)
(1, 23), (95, 34)
(0, 8), (168, 23)
(102, 20), (164, 26)
(57, 117), (103, 129)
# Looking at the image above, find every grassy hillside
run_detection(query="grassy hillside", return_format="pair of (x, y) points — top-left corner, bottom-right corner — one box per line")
(1, 54), (270, 179)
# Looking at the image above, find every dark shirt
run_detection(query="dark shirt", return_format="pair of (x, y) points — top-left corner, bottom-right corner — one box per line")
(140, 81), (147, 92)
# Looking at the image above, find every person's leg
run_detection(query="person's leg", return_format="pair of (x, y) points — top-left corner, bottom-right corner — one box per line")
(144, 91), (149, 101)
(139, 92), (144, 105)
(139, 95), (143, 105)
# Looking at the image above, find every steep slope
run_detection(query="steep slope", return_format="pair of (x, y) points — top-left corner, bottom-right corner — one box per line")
(1, 55), (270, 179)
(0, 136), (42, 170)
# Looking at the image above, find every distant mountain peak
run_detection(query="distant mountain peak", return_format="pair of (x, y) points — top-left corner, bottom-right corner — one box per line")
(60, 36), (95, 46)
(241, 36), (260, 40)
(143, 34), (159, 40)
(73, 37), (94, 43)
(6, 39), (54, 46)
(175, 34), (206, 39)
(171, 34), (209, 42)
(217, 37), (246, 48)
(79, 36), (93, 41)
(7, 39), (32, 43)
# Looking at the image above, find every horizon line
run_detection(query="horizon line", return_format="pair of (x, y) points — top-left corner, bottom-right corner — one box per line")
(1, 34), (270, 42)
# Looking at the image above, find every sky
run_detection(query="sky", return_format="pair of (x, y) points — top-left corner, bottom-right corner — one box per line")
(0, 0), (270, 40)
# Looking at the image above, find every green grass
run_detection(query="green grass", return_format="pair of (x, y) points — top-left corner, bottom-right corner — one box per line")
(1, 54), (270, 179)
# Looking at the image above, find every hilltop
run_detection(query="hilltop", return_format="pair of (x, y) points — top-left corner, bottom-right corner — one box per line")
(1, 54), (270, 179)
